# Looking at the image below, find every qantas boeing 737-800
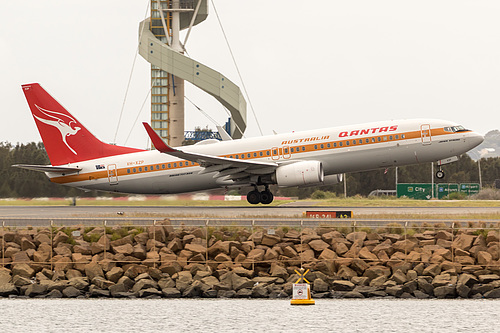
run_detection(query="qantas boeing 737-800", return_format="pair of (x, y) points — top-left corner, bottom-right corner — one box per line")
(15, 83), (484, 204)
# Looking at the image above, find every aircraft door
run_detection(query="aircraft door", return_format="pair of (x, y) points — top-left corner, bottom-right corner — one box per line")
(271, 147), (280, 160)
(107, 164), (119, 185)
(420, 124), (432, 145)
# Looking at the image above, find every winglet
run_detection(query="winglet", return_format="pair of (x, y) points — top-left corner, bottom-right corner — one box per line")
(142, 122), (177, 153)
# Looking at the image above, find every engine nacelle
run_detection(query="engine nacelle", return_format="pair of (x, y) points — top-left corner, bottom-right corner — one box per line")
(298, 173), (343, 188)
(274, 161), (324, 187)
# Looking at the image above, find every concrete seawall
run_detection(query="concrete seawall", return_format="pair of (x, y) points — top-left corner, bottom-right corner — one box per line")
(0, 220), (499, 299)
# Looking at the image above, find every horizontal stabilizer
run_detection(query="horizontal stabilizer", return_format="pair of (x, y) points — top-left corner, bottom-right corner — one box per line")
(13, 164), (82, 173)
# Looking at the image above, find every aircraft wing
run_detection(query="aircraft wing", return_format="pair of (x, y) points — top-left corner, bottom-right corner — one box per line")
(13, 164), (82, 173)
(143, 122), (278, 183)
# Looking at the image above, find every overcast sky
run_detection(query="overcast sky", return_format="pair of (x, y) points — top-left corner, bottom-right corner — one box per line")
(1, 0), (499, 149)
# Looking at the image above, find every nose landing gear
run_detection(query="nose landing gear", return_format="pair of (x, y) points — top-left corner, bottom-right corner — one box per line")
(246, 185), (274, 205)
(436, 169), (445, 179)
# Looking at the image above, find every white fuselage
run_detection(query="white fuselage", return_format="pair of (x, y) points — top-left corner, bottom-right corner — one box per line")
(47, 119), (483, 194)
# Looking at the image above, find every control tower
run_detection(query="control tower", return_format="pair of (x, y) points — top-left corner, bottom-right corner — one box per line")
(140, 0), (247, 146)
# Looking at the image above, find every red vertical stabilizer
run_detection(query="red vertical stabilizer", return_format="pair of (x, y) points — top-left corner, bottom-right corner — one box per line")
(22, 83), (144, 165)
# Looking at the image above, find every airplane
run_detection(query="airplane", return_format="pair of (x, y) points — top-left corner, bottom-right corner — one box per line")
(15, 83), (484, 204)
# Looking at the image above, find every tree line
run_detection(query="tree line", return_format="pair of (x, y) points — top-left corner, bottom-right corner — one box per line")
(0, 141), (498, 198)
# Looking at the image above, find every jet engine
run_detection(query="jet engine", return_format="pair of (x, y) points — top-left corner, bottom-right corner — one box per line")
(274, 161), (324, 187)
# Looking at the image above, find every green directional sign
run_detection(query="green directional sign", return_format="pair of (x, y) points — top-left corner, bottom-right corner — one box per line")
(397, 183), (434, 200)
(397, 183), (481, 200)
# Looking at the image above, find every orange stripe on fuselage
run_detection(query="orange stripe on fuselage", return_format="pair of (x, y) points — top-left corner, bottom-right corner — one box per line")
(50, 128), (467, 185)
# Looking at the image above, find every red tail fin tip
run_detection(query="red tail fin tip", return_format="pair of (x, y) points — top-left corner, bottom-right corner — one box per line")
(22, 83), (143, 165)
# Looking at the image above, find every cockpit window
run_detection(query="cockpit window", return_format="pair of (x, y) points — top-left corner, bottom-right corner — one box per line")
(444, 125), (468, 133)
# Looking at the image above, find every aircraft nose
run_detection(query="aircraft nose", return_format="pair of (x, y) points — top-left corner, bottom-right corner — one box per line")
(469, 132), (484, 148)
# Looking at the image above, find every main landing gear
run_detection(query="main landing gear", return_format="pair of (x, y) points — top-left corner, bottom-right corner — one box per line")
(247, 185), (274, 205)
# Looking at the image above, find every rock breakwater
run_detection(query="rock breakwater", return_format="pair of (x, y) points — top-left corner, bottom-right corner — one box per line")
(0, 221), (499, 299)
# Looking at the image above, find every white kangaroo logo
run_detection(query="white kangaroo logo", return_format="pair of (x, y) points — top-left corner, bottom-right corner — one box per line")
(33, 104), (81, 155)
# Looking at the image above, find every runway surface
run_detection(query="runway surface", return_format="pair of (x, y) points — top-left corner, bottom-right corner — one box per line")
(0, 204), (499, 220)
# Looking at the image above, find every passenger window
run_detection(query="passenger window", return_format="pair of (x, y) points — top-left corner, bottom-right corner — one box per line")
(339, 142), (343, 147)
(173, 163), (177, 167)
(139, 167), (142, 172)
(168, 164), (171, 168)
(133, 168), (136, 173)
(302, 147), (305, 151)
(327, 143), (331, 148)
(267, 151), (270, 156)
(402, 134), (405, 138)
(260, 152), (263, 156)
(162, 164), (165, 169)
(127, 169), (131, 174)
(346, 141), (349, 146)
(320, 144), (324, 149)
(333, 143), (337, 147)
(314, 145), (318, 150)
(389, 136), (393, 140)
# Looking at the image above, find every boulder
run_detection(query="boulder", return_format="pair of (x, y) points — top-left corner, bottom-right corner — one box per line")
(359, 247), (378, 261)
(313, 278), (329, 292)
(433, 285), (456, 298)
(251, 285), (268, 298)
(24, 284), (48, 297)
(391, 270), (408, 285)
(139, 288), (163, 298)
(452, 234), (475, 252)
(46, 289), (63, 298)
(422, 264), (441, 277)
(106, 267), (124, 283)
(92, 277), (115, 290)
(89, 286), (111, 298)
(332, 280), (355, 291)
(184, 243), (207, 255)
(246, 249), (265, 262)
(132, 279), (159, 293)
(308, 239), (330, 252)
(62, 286), (81, 298)
(261, 234), (281, 247)
(112, 243), (134, 255)
(346, 232), (367, 243)
(68, 277), (89, 290)
(393, 239), (417, 253)
(53, 231), (69, 246)
(483, 288), (500, 299)
(231, 274), (254, 291)
(162, 288), (181, 298)
(84, 263), (104, 281)
(432, 274), (452, 287)
(12, 263), (35, 279)
(0, 268), (11, 284)
(364, 266), (391, 280)
(0, 283), (18, 297)
(477, 251), (493, 265)
(158, 277), (176, 290)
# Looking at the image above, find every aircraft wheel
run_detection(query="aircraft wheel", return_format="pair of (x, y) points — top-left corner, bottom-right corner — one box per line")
(247, 190), (261, 205)
(260, 190), (274, 205)
(436, 170), (445, 179)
